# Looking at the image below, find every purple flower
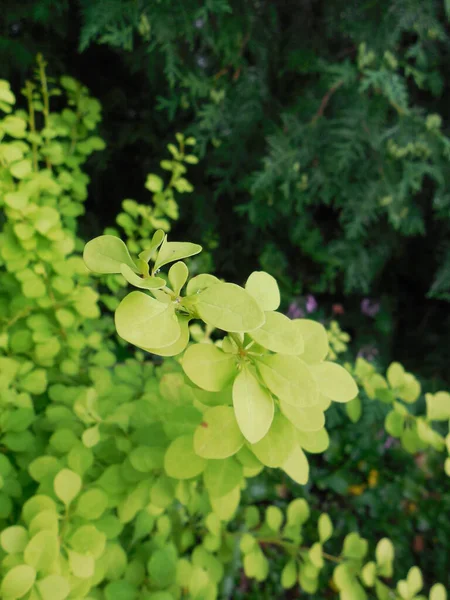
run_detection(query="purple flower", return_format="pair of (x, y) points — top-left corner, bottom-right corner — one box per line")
(357, 345), (379, 362)
(305, 294), (318, 313)
(287, 302), (305, 319)
(383, 436), (396, 449)
(361, 298), (380, 317)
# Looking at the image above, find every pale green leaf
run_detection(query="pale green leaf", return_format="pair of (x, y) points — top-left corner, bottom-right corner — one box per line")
(279, 401), (325, 431)
(168, 261), (189, 295)
(138, 230), (165, 263)
(115, 291), (181, 349)
(430, 584), (447, 600)
(24, 530), (59, 571)
(318, 513), (333, 543)
(54, 468), (82, 506)
(143, 315), (191, 357)
(257, 354), (318, 407)
(203, 458), (243, 498)
(83, 235), (138, 274)
(75, 488), (109, 520)
(232, 366), (274, 443)
(164, 434), (206, 479)
(245, 271), (280, 311)
(210, 485), (240, 521)
(361, 562), (376, 587)
(120, 264), (165, 290)
(182, 343), (237, 391)
(250, 413), (296, 467)
(425, 392), (450, 421)
(1, 565), (36, 598)
(293, 319), (329, 363)
(1, 526), (29, 554)
(346, 397), (362, 423)
(282, 444), (309, 484)
(36, 575), (70, 600)
(186, 274), (220, 295)
(281, 560), (297, 589)
(296, 428), (329, 453)
(194, 406), (244, 459)
(250, 311), (304, 354)
(69, 550), (95, 578)
(407, 566), (423, 595)
(308, 361), (358, 402)
(196, 283), (265, 332)
(154, 240), (202, 270)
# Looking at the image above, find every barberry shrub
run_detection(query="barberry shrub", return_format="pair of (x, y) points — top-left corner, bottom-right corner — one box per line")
(0, 63), (448, 600)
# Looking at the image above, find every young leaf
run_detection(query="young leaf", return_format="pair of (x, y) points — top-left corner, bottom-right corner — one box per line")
(245, 271), (280, 311)
(296, 428), (330, 453)
(54, 468), (82, 506)
(279, 401), (325, 432)
(138, 230), (166, 263)
(1, 565), (36, 598)
(232, 366), (274, 443)
(83, 235), (138, 274)
(196, 283), (265, 332)
(142, 315), (191, 357)
(250, 311), (304, 354)
(182, 344), (237, 391)
(168, 261), (189, 295)
(250, 413), (296, 467)
(186, 274), (220, 295)
(154, 240), (202, 270)
(120, 264), (165, 290)
(308, 362), (358, 402)
(282, 444), (309, 484)
(115, 291), (181, 349)
(256, 355), (318, 407)
(164, 434), (206, 479)
(203, 458), (243, 498)
(293, 319), (329, 363)
(194, 406), (245, 459)
(318, 513), (333, 543)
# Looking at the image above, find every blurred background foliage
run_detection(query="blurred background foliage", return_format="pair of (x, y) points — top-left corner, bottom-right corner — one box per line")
(2, 0), (450, 377)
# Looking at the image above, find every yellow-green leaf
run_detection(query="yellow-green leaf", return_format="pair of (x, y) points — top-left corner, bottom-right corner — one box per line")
(115, 291), (181, 349)
(232, 366), (274, 443)
(308, 361), (358, 403)
(245, 271), (280, 311)
(250, 311), (304, 354)
(257, 354), (318, 407)
(196, 283), (265, 332)
(194, 406), (244, 459)
(83, 235), (138, 274)
(182, 343), (237, 391)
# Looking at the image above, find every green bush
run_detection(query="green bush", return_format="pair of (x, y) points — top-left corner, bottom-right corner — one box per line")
(0, 66), (449, 599)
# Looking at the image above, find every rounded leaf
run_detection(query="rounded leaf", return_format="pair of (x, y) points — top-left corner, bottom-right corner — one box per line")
(232, 367), (274, 443)
(164, 435), (206, 479)
(54, 468), (82, 506)
(280, 401), (325, 432)
(296, 428), (329, 453)
(196, 283), (265, 332)
(250, 311), (304, 354)
(257, 355), (318, 407)
(250, 413), (296, 467)
(37, 575), (70, 600)
(83, 235), (138, 274)
(194, 406), (245, 458)
(293, 319), (329, 363)
(182, 343), (237, 391)
(154, 240), (202, 270)
(120, 264), (165, 290)
(203, 458), (243, 498)
(1, 526), (29, 554)
(115, 291), (181, 349)
(245, 271), (280, 311)
(1, 565), (36, 598)
(186, 274), (220, 295)
(168, 261), (189, 295)
(282, 445), (309, 484)
(308, 362), (358, 402)
(142, 316), (191, 357)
